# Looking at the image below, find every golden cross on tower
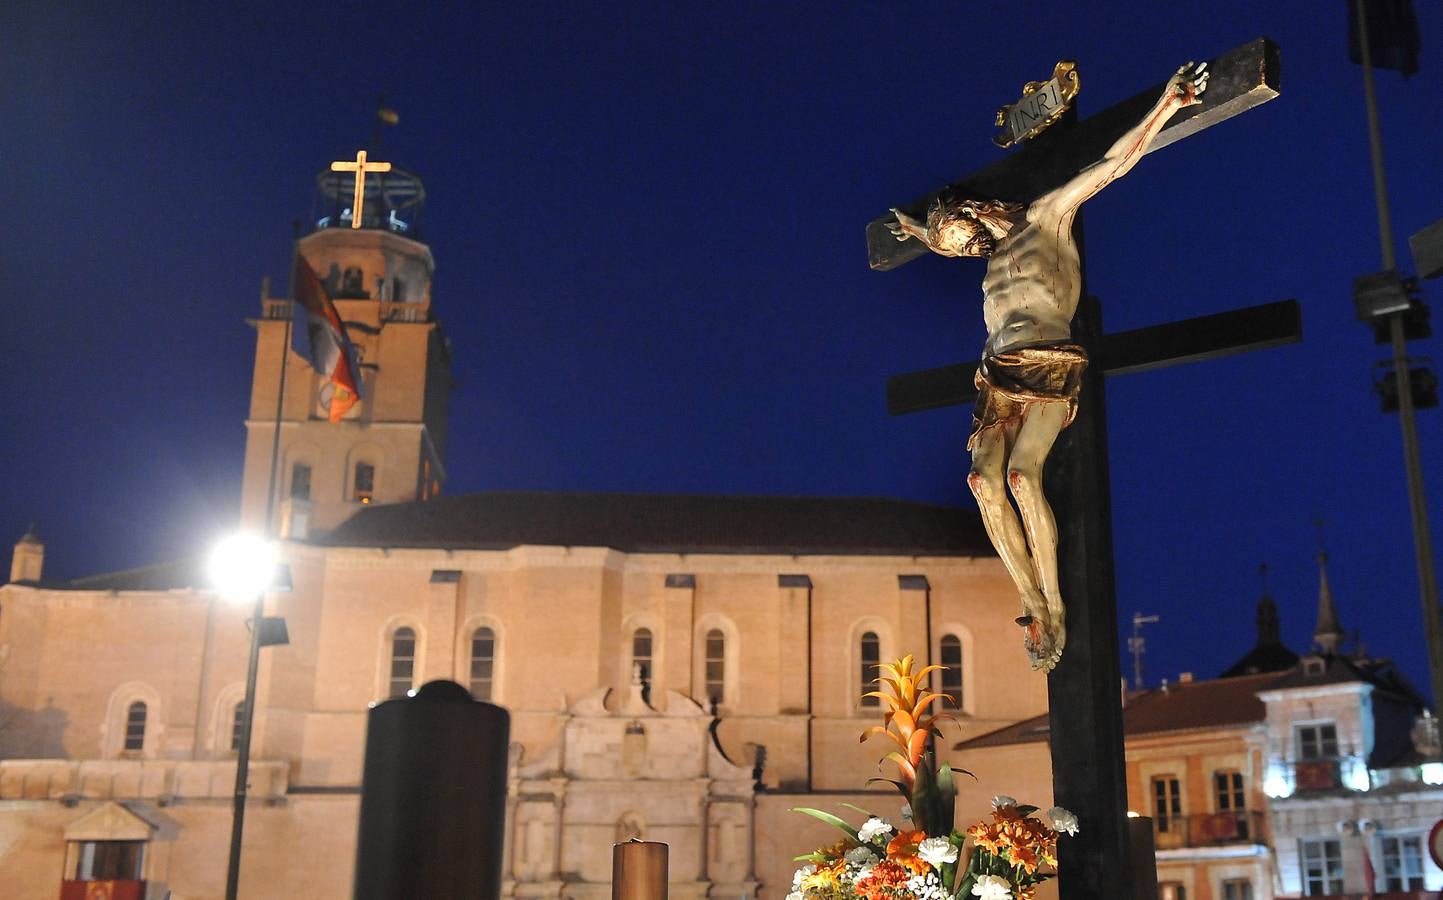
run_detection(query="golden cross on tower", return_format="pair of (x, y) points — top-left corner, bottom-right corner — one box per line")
(330, 150), (392, 230)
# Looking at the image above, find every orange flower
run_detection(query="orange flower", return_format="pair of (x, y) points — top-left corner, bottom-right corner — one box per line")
(885, 829), (931, 874)
(858, 655), (957, 791)
(854, 860), (911, 899)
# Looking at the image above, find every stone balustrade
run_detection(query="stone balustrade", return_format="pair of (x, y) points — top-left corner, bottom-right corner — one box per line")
(0, 758), (289, 801)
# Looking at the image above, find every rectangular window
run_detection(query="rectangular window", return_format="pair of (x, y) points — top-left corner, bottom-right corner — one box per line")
(704, 630), (725, 705)
(290, 463), (311, 500)
(389, 628), (416, 698)
(1159, 882), (1186, 900)
(123, 702), (147, 752)
(1221, 879), (1252, 900)
(1296, 722), (1339, 759)
(1214, 770), (1245, 810)
(1152, 775), (1182, 832)
(230, 701), (246, 752)
(1301, 838), (1344, 896)
(74, 840), (145, 881)
(470, 629), (495, 702)
(859, 632), (881, 708)
(1380, 834), (1426, 892)
(355, 462), (375, 503)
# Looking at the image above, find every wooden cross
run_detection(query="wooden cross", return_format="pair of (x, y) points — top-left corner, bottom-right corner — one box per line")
(869, 38), (1292, 900)
(331, 150), (392, 230)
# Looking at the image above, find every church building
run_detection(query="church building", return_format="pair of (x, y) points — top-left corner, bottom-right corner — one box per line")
(0, 162), (1048, 899)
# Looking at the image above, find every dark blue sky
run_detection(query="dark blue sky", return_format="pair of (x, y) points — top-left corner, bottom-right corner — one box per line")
(4, 2), (1441, 697)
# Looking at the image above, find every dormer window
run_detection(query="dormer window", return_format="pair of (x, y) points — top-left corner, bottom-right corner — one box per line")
(1297, 723), (1338, 760)
(1302, 656), (1325, 677)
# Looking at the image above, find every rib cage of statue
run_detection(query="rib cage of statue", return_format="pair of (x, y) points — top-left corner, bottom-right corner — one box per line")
(888, 61), (1209, 671)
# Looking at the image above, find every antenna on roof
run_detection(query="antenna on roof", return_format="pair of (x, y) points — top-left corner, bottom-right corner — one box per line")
(1128, 612), (1160, 691)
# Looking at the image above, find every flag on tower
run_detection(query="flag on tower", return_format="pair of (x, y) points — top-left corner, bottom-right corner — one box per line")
(291, 256), (362, 423)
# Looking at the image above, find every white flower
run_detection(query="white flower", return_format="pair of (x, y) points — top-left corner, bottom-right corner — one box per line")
(857, 816), (894, 842)
(917, 836), (959, 867)
(972, 874), (1015, 900)
(900, 802), (913, 822)
(991, 794), (1018, 810)
(906, 871), (949, 899)
(1046, 806), (1080, 836)
(846, 845), (879, 866)
(786, 893), (804, 900)
(855, 864), (875, 882)
(792, 864), (815, 889)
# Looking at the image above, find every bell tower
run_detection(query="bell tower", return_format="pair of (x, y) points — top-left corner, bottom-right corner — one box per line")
(239, 160), (452, 537)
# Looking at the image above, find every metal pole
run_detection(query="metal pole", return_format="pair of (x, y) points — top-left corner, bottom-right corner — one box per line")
(1355, 0), (1443, 711)
(225, 591), (265, 900)
(224, 245), (298, 898)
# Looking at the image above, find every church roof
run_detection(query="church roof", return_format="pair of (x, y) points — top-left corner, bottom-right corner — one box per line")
(322, 491), (992, 556)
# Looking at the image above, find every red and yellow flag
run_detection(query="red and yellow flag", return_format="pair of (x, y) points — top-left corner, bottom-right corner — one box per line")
(290, 257), (362, 422)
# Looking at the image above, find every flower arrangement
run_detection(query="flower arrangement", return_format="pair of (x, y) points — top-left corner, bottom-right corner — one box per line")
(788, 655), (1077, 899)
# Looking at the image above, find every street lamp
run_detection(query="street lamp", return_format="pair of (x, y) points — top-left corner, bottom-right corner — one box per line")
(208, 533), (286, 900)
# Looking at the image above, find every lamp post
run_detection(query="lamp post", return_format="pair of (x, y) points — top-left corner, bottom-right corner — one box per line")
(209, 533), (282, 900)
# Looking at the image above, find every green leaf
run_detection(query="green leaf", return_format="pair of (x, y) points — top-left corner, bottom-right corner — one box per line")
(838, 801), (878, 819)
(865, 776), (910, 797)
(1017, 804), (1039, 816)
(788, 806), (861, 842)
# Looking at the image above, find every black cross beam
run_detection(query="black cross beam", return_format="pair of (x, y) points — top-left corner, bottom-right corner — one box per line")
(869, 39), (1289, 900)
(888, 299), (1301, 415)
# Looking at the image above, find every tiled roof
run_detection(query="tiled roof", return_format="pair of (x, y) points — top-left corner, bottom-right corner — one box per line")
(956, 672), (1278, 751)
(322, 491), (993, 556)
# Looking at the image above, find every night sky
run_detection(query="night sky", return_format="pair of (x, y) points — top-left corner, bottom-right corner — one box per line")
(5, 2), (1442, 699)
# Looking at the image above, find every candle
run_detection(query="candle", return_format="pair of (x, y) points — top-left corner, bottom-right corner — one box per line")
(612, 839), (668, 900)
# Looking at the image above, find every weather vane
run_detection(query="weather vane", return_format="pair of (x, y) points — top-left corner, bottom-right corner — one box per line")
(331, 150), (392, 229)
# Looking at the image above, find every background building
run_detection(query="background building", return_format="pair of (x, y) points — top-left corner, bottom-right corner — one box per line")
(0, 163), (1048, 900)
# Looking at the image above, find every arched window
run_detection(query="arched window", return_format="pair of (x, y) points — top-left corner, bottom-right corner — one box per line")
(389, 627), (416, 697)
(470, 627), (496, 701)
(859, 631), (881, 707)
(704, 629), (725, 706)
(939, 635), (964, 709)
(632, 628), (653, 683)
(123, 701), (147, 752)
(230, 701), (246, 752)
(290, 463), (311, 500)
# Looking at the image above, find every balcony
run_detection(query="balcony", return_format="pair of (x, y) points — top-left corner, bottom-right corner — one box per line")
(61, 881), (145, 900)
(260, 297), (429, 323)
(1152, 811), (1266, 850)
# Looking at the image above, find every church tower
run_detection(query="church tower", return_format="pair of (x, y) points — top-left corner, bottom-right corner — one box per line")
(239, 160), (452, 537)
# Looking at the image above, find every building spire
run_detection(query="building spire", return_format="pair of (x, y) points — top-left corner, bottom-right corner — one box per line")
(1256, 562), (1282, 647)
(1313, 531), (1346, 654)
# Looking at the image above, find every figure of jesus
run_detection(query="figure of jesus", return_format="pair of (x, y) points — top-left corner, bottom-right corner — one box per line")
(889, 62), (1209, 671)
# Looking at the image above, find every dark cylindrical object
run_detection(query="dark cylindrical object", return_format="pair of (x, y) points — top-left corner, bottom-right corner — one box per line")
(1128, 815), (1158, 900)
(353, 680), (510, 900)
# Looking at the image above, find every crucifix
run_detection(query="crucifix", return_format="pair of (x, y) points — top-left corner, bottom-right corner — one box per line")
(868, 38), (1293, 900)
(331, 149), (392, 229)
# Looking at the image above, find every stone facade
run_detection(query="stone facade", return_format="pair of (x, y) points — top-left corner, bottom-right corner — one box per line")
(0, 535), (1046, 898)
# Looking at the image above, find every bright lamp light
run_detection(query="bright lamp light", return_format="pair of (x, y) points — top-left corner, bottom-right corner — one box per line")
(208, 533), (278, 601)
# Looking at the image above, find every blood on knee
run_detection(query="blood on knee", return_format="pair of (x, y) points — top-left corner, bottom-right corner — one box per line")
(967, 469), (998, 499)
(1008, 468), (1038, 495)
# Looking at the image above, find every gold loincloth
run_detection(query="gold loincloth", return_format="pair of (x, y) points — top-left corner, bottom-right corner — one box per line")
(967, 343), (1089, 450)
